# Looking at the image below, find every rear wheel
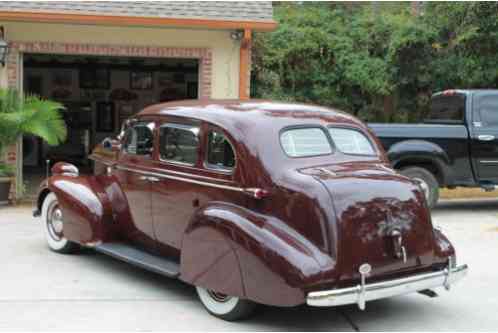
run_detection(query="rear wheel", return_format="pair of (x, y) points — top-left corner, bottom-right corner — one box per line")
(41, 193), (79, 254)
(195, 286), (256, 321)
(400, 167), (439, 208)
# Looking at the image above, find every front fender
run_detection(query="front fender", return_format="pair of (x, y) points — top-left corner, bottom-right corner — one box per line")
(48, 175), (113, 245)
(180, 203), (335, 307)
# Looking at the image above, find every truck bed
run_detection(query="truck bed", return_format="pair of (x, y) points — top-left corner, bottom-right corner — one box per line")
(368, 123), (475, 187)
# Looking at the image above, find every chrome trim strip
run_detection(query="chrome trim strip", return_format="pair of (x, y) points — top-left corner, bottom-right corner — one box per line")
(148, 166), (233, 183)
(479, 160), (498, 164)
(307, 264), (468, 309)
(116, 165), (244, 193)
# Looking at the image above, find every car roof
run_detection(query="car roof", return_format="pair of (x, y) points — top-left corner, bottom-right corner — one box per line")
(137, 99), (364, 137)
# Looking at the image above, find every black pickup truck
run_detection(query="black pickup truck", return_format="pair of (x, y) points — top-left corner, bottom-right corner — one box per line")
(370, 89), (498, 208)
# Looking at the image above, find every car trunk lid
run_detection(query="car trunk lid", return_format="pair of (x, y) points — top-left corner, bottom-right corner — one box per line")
(302, 162), (436, 285)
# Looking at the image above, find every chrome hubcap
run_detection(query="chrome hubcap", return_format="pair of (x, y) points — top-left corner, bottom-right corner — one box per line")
(207, 290), (231, 303)
(47, 203), (64, 241)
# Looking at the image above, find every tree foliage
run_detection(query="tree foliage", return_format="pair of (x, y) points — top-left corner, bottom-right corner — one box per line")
(252, 2), (498, 122)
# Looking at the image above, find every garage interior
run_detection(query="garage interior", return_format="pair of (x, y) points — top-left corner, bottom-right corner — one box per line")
(22, 53), (199, 198)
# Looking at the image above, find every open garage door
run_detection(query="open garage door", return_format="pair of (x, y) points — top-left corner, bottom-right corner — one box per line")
(22, 54), (199, 199)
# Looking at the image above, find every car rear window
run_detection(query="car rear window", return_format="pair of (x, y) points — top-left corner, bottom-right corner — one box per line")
(328, 127), (376, 155)
(280, 128), (332, 157)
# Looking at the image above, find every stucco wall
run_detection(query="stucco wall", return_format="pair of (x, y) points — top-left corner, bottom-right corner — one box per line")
(0, 21), (241, 98)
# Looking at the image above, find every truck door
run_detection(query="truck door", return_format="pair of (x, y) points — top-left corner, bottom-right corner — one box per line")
(470, 91), (498, 183)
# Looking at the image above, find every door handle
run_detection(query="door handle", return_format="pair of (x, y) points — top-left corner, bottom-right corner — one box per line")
(139, 175), (160, 182)
(477, 135), (495, 141)
(147, 177), (160, 182)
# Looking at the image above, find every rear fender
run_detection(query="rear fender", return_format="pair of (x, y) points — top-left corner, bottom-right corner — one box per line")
(180, 203), (335, 307)
(47, 175), (114, 245)
(388, 140), (451, 184)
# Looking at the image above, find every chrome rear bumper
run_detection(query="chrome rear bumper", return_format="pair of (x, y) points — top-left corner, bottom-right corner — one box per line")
(307, 263), (468, 309)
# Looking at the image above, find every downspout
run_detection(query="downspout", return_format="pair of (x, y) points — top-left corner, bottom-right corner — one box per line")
(238, 28), (252, 100)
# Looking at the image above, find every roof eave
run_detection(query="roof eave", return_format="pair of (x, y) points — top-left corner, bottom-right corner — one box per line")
(0, 11), (278, 32)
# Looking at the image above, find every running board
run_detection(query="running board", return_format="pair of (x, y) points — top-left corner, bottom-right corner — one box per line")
(94, 243), (180, 278)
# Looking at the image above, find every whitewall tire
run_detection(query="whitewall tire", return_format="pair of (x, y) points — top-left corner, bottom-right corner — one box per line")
(41, 192), (79, 254)
(195, 286), (256, 321)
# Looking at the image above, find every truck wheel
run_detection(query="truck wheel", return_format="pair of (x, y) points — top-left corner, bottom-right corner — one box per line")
(195, 286), (256, 321)
(41, 193), (79, 254)
(400, 167), (439, 208)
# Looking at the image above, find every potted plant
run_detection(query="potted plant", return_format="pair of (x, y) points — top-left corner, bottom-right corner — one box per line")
(0, 88), (66, 204)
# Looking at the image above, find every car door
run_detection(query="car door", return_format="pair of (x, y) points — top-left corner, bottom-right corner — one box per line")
(150, 121), (241, 257)
(150, 120), (202, 255)
(470, 91), (498, 183)
(114, 120), (157, 250)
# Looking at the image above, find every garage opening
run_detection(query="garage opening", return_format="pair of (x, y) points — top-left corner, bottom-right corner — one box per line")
(22, 54), (199, 198)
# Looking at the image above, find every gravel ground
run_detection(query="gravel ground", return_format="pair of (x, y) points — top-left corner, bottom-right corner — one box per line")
(0, 199), (496, 331)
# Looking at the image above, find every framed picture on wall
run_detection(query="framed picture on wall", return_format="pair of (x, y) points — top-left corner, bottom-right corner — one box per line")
(96, 102), (115, 132)
(80, 68), (110, 89)
(130, 71), (153, 90)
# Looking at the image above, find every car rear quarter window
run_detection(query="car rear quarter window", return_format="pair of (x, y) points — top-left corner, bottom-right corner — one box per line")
(328, 127), (376, 155)
(206, 130), (236, 171)
(160, 124), (200, 165)
(280, 128), (332, 157)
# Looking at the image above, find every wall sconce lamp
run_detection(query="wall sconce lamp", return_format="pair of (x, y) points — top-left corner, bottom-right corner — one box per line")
(230, 30), (244, 41)
(0, 26), (9, 67)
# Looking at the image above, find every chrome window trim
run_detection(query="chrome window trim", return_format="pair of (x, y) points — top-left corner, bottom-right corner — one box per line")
(116, 165), (243, 192)
(147, 165), (232, 183)
(158, 123), (200, 166)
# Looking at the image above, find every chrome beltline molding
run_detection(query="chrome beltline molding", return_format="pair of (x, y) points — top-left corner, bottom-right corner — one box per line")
(115, 165), (244, 193)
(307, 263), (468, 309)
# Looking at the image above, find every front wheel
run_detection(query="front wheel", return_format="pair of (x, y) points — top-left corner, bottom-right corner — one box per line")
(399, 167), (439, 208)
(41, 192), (79, 254)
(195, 286), (256, 321)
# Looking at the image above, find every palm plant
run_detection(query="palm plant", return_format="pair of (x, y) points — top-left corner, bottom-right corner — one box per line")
(0, 88), (67, 177)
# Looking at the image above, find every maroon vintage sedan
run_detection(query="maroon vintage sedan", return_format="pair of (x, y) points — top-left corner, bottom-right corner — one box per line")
(34, 100), (467, 321)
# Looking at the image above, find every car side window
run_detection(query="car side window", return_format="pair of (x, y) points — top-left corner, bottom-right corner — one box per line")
(206, 130), (236, 171)
(122, 123), (154, 155)
(160, 124), (200, 165)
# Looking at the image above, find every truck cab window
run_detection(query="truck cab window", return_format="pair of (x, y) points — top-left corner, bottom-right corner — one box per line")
(426, 95), (466, 124)
(477, 94), (498, 127)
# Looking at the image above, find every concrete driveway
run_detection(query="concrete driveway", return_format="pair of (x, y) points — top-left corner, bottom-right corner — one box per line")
(0, 199), (497, 331)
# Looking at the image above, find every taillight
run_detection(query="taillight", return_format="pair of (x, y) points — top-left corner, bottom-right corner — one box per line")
(243, 188), (270, 199)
